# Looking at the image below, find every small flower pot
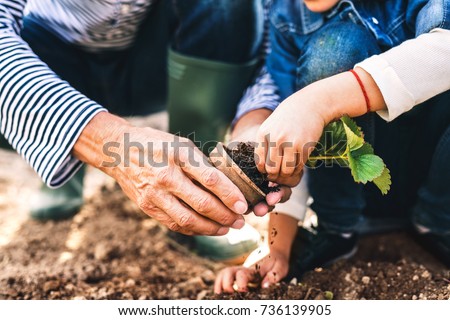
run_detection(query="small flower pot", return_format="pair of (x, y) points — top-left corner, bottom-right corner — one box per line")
(209, 142), (266, 206)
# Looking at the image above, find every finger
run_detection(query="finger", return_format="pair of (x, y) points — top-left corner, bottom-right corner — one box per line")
(156, 192), (229, 236)
(274, 150), (304, 186)
(182, 148), (248, 215)
(266, 139), (282, 182)
(221, 267), (239, 293)
(301, 139), (317, 164)
(214, 270), (226, 294)
(151, 211), (194, 236)
(261, 262), (286, 288)
(279, 186), (293, 203)
(280, 144), (297, 178)
(261, 273), (275, 288)
(273, 169), (303, 187)
(294, 150), (305, 175)
(255, 130), (268, 173)
(265, 186), (292, 206)
(172, 173), (244, 228)
(235, 269), (254, 292)
(132, 189), (196, 235)
(253, 202), (270, 217)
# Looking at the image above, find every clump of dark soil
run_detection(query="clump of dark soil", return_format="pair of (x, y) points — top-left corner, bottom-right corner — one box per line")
(225, 142), (279, 194)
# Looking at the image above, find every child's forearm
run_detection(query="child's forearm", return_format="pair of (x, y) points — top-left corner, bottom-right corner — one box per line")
(232, 67), (385, 144)
(269, 212), (299, 259)
(284, 67), (387, 126)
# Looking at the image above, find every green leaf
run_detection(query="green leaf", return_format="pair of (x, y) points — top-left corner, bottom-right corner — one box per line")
(348, 153), (384, 184)
(351, 142), (374, 157)
(310, 121), (347, 158)
(306, 116), (391, 195)
(373, 167), (392, 195)
(340, 115), (363, 137)
(342, 120), (364, 151)
(348, 141), (392, 194)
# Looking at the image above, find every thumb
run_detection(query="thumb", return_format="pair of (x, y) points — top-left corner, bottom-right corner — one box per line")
(261, 263), (285, 289)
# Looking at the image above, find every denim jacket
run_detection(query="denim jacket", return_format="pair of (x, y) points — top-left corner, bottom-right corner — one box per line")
(235, 0), (450, 125)
(270, 0), (450, 49)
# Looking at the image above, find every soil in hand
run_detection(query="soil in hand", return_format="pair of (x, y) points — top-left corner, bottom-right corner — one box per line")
(225, 142), (279, 195)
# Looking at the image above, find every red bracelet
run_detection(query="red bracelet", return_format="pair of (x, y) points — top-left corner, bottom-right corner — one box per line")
(349, 69), (371, 113)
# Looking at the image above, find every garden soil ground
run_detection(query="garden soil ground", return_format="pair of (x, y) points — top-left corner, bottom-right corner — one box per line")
(0, 114), (449, 300)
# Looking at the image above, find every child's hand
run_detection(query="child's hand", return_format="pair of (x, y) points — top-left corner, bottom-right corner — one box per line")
(257, 250), (290, 288)
(255, 91), (329, 187)
(214, 249), (290, 293)
(214, 266), (257, 293)
(227, 112), (293, 217)
(254, 69), (385, 187)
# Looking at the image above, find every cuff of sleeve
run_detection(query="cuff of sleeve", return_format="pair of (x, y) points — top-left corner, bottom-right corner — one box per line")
(273, 173), (309, 221)
(46, 108), (108, 188)
(355, 55), (415, 122)
(232, 104), (277, 128)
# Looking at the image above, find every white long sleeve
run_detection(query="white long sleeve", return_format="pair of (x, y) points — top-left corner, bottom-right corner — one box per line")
(356, 28), (450, 122)
(274, 171), (309, 221)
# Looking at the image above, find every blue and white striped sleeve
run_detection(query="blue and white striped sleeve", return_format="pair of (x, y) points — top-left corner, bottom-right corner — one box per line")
(233, 66), (280, 126)
(0, 0), (107, 188)
(232, 0), (281, 127)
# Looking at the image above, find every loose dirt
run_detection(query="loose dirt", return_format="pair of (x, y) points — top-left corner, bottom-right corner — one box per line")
(0, 142), (448, 300)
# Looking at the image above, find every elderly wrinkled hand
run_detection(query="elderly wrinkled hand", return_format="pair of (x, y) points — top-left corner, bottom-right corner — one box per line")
(74, 112), (249, 236)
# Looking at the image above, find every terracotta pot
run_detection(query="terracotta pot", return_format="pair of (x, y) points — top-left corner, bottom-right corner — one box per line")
(209, 142), (266, 206)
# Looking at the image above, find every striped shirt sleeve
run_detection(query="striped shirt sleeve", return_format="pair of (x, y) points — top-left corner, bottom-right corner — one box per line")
(0, 0), (107, 188)
(232, 0), (281, 127)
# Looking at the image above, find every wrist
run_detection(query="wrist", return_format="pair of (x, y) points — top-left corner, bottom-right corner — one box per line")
(270, 245), (291, 261)
(289, 68), (386, 126)
(73, 112), (132, 172)
(232, 108), (272, 141)
(310, 74), (368, 122)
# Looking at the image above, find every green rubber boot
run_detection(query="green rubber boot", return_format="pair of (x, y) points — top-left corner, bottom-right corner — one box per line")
(168, 50), (261, 263)
(29, 167), (85, 221)
(168, 49), (258, 153)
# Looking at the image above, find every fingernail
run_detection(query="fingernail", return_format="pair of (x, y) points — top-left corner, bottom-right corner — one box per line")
(233, 201), (248, 214)
(217, 227), (229, 235)
(231, 218), (245, 229)
(262, 282), (270, 288)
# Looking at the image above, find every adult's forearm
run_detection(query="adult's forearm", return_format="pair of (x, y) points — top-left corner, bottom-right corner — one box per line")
(72, 112), (129, 173)
(232, 108), (272, 141)
(232, 66), (281, 127)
